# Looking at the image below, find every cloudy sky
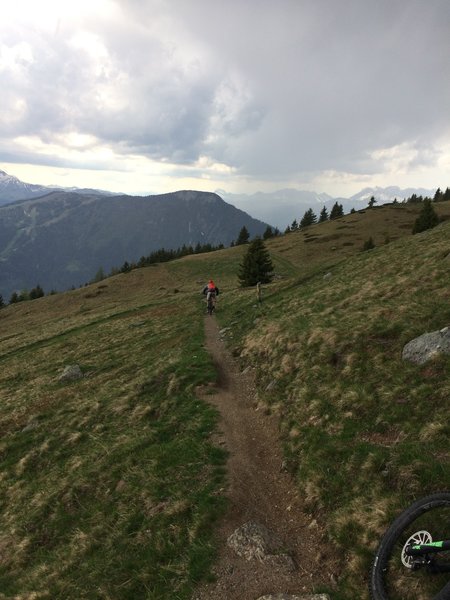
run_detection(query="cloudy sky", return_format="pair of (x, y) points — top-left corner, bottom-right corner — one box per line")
(1, 0), (449, 197)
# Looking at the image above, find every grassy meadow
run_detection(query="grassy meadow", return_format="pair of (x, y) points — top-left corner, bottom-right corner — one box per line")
(0, 266), (227, 599)
(0, 200), (449, 598)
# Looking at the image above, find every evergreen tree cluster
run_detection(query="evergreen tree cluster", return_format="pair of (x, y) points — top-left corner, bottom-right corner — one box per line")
(7, 284), (45, 306)
(401, 188), (449, 234)
(118, 241), (226, 273)
(406, 187), (450, 204)
(433, 187), (450, 202)
(233, 224), (280, 245)
(285, 201), (344, 232)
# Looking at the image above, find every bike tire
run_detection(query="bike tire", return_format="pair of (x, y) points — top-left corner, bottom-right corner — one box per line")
(370, 492), (450, 600)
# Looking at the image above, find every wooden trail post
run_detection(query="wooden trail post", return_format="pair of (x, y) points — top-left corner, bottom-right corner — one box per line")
(256, 281), (262, 304)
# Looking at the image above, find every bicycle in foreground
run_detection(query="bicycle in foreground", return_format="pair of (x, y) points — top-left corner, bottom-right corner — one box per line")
(370, 491), (450, 599)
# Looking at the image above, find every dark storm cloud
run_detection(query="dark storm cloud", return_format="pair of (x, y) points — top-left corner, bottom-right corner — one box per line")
(1, 0), (449, 181)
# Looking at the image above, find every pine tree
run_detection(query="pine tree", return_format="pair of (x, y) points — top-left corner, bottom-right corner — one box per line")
(319, 206), (328, 222)
(368, 196), (377, 208)
(94, 267), (105, 282)
(433, 188), (443, 202)
(29, 284), (44, 300)
(330, 201), (344, 219)
(238, 237), (274, 287)
(290, 219), (298, 231)
(443, 187), (450, 202)
(0, 294), (4, 309)
(263, 225), (274, 240)
(300, 208), (317, 228)
(9, 292), (19, 304)
(412, 199), (440, 234)
(236, 225), (250, 245)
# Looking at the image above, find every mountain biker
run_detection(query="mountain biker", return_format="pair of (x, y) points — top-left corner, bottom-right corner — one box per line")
(202, 279), (219, 311)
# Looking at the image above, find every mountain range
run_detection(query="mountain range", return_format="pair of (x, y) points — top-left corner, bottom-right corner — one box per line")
(0, 169), (117, 206)
(220, 186), (436, 229)
(0, 189), (267, 298)
(0, 168), (438, 298)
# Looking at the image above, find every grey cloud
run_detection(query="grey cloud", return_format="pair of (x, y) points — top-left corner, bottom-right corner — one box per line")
(1, 0), (449, 182)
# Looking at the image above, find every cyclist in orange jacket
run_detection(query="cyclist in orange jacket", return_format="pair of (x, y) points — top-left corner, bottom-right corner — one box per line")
(202, 280), (220, 311)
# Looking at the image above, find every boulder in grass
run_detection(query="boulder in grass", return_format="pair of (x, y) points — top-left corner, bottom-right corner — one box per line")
(402, 326), (450, 365)
(58, 364), (84, 382)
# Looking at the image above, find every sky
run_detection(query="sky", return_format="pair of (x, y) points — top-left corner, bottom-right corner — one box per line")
(1, 0), (449, 197)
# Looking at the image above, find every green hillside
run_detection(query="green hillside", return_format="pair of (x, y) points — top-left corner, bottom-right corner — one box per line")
(0, 201), (449, 599)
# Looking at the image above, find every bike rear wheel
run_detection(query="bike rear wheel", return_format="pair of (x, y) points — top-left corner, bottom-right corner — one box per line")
(370, 492), (450, 600)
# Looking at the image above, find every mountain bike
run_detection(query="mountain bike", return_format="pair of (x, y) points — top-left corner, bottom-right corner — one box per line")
(206, 291), (216, 315)
(370, 491), (450, 600)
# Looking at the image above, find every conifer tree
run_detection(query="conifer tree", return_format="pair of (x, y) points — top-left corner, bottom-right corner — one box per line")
(330, 201), (344, 219)
(368, 196), (377, 208)
(319, 206), (328, 222)
(0, 294), (4, 309)
(29, 284), (44, 300)
(236, 225), (250, 245)
(443, 187), (450, 202)
(94, 267), (105, 282)
(300, 208), (317, 228)
(433, 188), (443, 202)
(290, 219), (298, 231)
(412, 199), (440, 234)
(9, 292), (19, 304)
(238, 237), (274, 287)
(263, 225), (274, 239)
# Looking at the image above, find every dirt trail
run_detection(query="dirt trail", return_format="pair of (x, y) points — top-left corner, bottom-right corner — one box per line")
(193, 316), (336, 600)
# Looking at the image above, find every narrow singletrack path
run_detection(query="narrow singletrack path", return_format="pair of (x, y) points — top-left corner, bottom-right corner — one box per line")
(193, 316), (337, 600)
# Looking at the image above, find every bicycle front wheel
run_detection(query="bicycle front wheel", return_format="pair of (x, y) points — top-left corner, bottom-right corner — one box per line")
(370, 492), (450, 600)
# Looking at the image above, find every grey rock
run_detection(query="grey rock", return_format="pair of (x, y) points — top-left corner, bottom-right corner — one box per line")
(227, 522), (279, 561)
(227, 522), (295, 574)
(402, 326), (450, 365)
(58, 364), (83, 382)
(22, 418), (40, 432)
(323, 272), (332, 280)
(266, 380), (277, 391)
